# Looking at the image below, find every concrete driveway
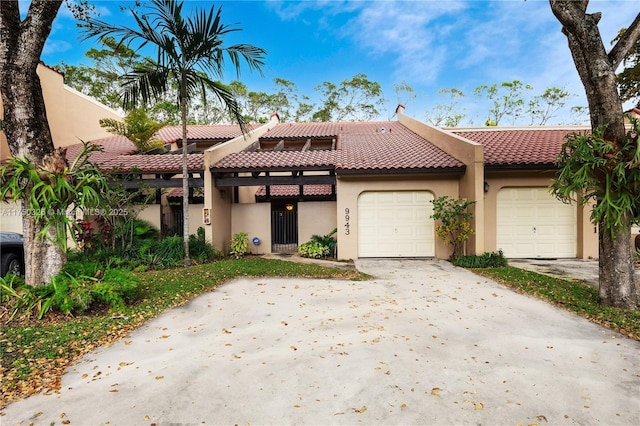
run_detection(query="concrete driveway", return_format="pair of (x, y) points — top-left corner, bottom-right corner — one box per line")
(2, 259), (639, 425)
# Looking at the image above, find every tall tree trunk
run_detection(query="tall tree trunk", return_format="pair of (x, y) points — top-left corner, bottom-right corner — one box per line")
(180, 74), (190, 265)
(550, 0), (640, 308)
(599, 216), (636, 307)
(0, 0), (65, 285)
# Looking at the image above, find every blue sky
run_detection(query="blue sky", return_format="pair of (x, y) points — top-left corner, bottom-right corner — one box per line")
(35, 0), (639, 125)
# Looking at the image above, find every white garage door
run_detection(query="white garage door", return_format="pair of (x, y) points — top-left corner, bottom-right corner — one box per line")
(497, 187), (576, 258)
(358, 191), (434, 257)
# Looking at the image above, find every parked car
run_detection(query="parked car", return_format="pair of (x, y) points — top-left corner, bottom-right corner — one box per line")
(0, 232), (25, 277)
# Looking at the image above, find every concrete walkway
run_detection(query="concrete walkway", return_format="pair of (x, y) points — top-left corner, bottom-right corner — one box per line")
(2, 259), (639, 425)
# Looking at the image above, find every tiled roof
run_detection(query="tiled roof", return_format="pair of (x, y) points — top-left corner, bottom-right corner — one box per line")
(157, 124), (258, 143)
(453, 128), (587, 167)
(167, 187), (204, 198)
(65, 136), (203, 173)
(260, 122), (342, 139)
(214, 150), (337, 171)
(255, 184), (333, 197)
(214, 121), (464, 173)
(101, 153), (204, 173)
(65, 136), (137, 165)
(336, 122), (463, 172)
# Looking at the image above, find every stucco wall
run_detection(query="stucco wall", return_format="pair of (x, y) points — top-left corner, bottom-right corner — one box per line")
(299, 201), (337, 245)
(231, 203), (271, 254)
(397, 108), (485, 255)
(136, 205), (162, 233)
(335, 175), (460, 260)
(483, 171), (598, 259)
(1, 64), (122, 160)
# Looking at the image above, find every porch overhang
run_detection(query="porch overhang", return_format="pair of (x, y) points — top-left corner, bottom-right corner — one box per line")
(212, 167), (336, 187)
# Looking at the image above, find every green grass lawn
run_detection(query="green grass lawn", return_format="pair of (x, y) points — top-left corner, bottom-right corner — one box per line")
(473, 266), (640, 341)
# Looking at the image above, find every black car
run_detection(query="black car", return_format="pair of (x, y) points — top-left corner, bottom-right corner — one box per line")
(0, 232), (25, 277)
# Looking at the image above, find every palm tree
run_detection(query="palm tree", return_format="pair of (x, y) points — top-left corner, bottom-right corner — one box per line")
(82, 0), (266, 264)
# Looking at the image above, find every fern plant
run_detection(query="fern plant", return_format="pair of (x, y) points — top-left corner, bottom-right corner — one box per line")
(0, 142), (111, 251)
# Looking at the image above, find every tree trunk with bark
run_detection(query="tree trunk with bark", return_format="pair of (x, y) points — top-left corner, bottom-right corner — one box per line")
(0, 0), (65, 285)
(550, 0), (640, 308)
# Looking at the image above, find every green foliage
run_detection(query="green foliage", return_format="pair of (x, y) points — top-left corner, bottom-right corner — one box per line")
(230, 232), (249, 258)
(81, 0), (266, 129)
(474, 80), (533, 126)
(431, 196), (476, 261)
(189, 227), (222, 263)
(552, 117), (640, 236)
(613, 27), (640, 107)
(312, 73), (385, 122)
(0, 142), (110, 251)
(99, 108), (167, 153)
(298, 241), (330, 259)
(0, 275), (42, 323)
(0, 268), (140, 323)
(453, 251), (508, 268)
(425, 88), (466, 127)
(299, 228), (337, 259)
(61, 259), (101, 278)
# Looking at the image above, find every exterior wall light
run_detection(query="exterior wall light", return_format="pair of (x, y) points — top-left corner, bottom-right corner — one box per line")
(484, 181), (490, 193)
(285, 204), (294, 211)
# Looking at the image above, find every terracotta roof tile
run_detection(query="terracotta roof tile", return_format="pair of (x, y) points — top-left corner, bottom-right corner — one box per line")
(260, 122), (342, 139)
(157, 124), (258, 143)
(65, 136), (203, 173)
(65, 136), (137, 164)
(453, 128), (587, 167)
(213, 121), (463, 173)
(255, 185), (333, 197)
(102, 153), (204, 173)
(336, 122), (463, 172)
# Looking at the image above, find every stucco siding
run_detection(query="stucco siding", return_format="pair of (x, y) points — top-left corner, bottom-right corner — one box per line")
(298, 202), (337, 246)
(231, 203), (271, 254)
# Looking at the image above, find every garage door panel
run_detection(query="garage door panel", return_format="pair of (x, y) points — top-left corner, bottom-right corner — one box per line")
(497, 188), (576, 258)
(358, 191), (434, 258)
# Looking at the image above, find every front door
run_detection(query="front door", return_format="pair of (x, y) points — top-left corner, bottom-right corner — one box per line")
(271, 202), (298, 253)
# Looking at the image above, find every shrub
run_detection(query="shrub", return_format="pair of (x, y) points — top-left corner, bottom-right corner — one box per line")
(61, 259), (101, 278)
(298, 241), (330, 259)
(189, 227), (221, 262)
(0, 268), (141, 323)
(299, 228), (337, 259)
(230, 232), (249, 258)
(453, 251), (508, 268)
(431, 196), (475, 261)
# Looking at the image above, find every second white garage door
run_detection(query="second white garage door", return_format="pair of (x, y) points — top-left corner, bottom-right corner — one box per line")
(358, 191), (435, 257)
(497, 187), (576, 258)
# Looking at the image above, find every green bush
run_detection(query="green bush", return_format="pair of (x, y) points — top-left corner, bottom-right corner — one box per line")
(61, 259), (101, 277)
(298, 241), (330, 259)
(230, 232), (249, 258)
(189, 227), (221, 262)
(453, 251), (508, 268)
(0, 267), (141, 323)
(299, 228), (337, 259)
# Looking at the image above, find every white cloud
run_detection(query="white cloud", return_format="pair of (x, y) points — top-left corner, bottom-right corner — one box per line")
(42, 39), (73, 56)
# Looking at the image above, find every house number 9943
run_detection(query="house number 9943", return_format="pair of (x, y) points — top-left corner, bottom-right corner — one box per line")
(344, 208), (350, 235)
